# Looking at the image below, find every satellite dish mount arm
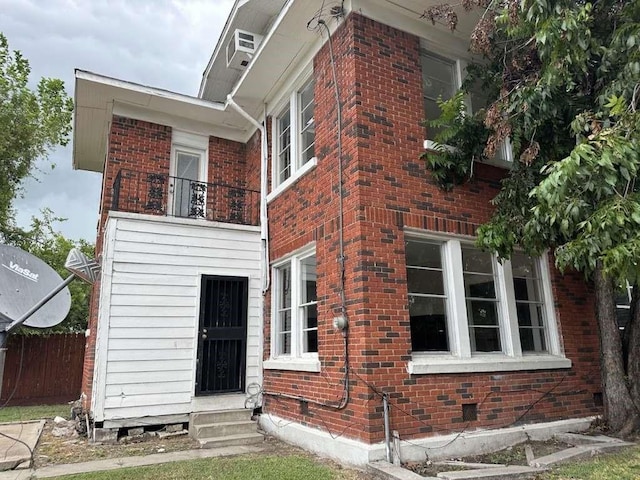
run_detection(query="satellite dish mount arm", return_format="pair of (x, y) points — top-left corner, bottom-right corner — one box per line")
(0, 247), (99, 401)
(1, 274), (76, 343)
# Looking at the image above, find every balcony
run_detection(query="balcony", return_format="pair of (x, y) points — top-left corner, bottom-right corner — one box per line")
(111, 169), (260, 226)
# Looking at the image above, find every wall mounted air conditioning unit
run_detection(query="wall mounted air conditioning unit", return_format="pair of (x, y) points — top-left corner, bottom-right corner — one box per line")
(226, 29), (263, 70)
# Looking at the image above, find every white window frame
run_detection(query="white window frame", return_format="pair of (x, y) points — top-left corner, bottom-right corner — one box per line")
(268, 70), (318, 202)
(264, 244), (321, 373)
(420, 47), (514, 166)
(406, 231), (570, 374)
(170, 130), (208, 218)
(616, 282), (633, 331)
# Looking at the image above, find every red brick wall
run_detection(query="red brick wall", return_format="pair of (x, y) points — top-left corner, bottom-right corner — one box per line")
(240, 127), (263, 193)
(262, 12), (601, 444)
(207, 135), (260, 224)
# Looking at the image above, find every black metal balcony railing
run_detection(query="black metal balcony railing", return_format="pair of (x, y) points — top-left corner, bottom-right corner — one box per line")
(112, 169), (260, 226)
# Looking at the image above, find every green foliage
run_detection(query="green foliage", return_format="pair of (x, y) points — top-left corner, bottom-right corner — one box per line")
(476, 162), (541, 259)
(0, 33), (85, 333)
(422, 91), (490, 190)
(50, 455), (344, 480)
(8, 209), (94, 334)
(0, 32), (73, 241)
(425, 0), (640, 435)
(527, 104), (640, 282)
(0, 404), (69, 423)
(427, 0), (640, 286)
(542, 445), (640, 480)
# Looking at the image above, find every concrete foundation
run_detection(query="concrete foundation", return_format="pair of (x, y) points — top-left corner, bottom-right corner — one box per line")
(259, 414), (595, 467)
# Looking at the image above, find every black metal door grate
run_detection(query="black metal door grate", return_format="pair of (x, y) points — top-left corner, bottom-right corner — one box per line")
(196, 276), (248, 395)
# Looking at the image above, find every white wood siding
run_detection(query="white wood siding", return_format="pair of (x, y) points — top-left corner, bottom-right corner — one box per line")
(93, 213), (262, 422)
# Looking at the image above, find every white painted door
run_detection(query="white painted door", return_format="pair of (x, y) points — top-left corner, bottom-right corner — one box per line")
(171, 148), (206, 218)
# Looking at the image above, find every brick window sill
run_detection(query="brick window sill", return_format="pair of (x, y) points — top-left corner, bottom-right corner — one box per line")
(264, 357), (321, 373)
(423, 139), (513, 169)
(408, 354), (572, 375)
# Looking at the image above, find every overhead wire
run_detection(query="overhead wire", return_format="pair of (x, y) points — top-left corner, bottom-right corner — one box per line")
(262, 0), (605, 458)
(263, 380), (376, 441)
(348, 366), (591, 457)
(263, 4), (350, 412)
(0, 336), (35, 468)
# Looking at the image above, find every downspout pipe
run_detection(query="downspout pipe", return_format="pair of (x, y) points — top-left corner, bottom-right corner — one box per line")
(226, 95), (270, 294)
(383, 393), (392, 463)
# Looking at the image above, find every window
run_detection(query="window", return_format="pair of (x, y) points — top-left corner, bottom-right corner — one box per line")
(276, 108), (292, 184)
(271, 248), (318, 362)
(273, 77), (316, 188)
(421, 51), (457, 139)
(421, 49), (513, 162)
(421, 50), (487, 133)
(463, 246), (501, 352)
(405, 236), (569, 374)
(276, 263), (292, 354)
(616, 283), (633, 331)
(512, 253), (547, 352)
(299, 80), (315, 165)
(407, 241), (449, 351)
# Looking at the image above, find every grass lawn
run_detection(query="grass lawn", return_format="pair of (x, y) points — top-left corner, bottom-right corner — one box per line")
(0, 404), (69, 423)
(50, 454), (362, 480)
(540, 445), (640, 480)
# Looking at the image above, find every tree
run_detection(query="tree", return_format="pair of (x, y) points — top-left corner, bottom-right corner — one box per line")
(423, 0), (640, 435)
(0, 32), (74, 241)
(0, 33), (88, 333)
(9, 210), (94, 334)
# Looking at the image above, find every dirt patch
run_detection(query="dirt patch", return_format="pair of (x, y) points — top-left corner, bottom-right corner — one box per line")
(406, 461), (472, 477)
(35, 420), (199, 467)
(465, 438), (573, 465)
(405, 437), (574, 477)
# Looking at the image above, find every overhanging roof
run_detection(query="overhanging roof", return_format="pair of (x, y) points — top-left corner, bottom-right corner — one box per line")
(74, 0), (483, 173)
(199, 0), (287, 102)
(199, 0), (481, 119)
(73, 70), (249, 172)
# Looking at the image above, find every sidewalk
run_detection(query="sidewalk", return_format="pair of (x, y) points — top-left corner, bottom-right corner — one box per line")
(0, 444), (264, 479)
(0, 421), (45, 471)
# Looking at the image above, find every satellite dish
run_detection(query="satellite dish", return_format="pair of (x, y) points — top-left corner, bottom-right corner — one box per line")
(0, 244), (71, 329)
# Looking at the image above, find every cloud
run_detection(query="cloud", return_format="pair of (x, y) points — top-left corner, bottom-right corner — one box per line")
(2, 0), (234, 241)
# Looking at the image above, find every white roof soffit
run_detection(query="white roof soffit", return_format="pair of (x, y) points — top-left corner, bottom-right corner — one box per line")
(199, 0), (288, 102)
(222, 0), (323, 119)
(353, 0), (480, 56)
(209, 0), (481, 119)
(73, 70), (248, 173)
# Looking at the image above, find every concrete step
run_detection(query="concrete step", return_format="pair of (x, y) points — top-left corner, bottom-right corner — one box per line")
(191, 420), (257, 439)
(437, 465), (545, 479)
(554, 433), (628, 445)
(532, 442), (636, 468)
(199, 432), (264, 449)
(368, 461), (437, 479)
(190, 409), (251, 426)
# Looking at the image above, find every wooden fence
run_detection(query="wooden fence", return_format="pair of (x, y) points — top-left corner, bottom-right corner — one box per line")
(1, 334), (85, 406)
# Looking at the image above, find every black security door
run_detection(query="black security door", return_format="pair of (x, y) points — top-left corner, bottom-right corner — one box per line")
(196, 276), (248, 395)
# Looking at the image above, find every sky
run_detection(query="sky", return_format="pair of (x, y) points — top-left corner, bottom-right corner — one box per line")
(1, 0), (235, 242)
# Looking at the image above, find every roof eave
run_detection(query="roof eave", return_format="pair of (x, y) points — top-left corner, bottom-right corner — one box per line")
(72, 70), (242, 174)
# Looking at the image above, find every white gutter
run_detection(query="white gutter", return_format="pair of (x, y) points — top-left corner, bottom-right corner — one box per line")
(76, 69), (227, 111)
(226, 95), (270, 293)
